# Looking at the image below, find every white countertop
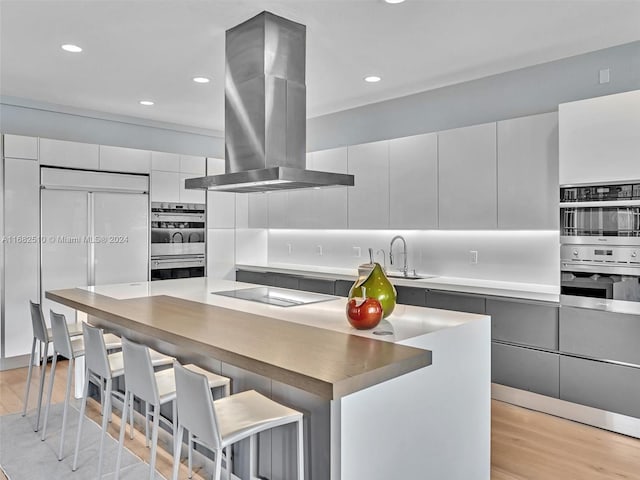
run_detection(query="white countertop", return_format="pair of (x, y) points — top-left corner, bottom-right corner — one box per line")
(236, 263), (561, 303)
(84, 277), (487, 343)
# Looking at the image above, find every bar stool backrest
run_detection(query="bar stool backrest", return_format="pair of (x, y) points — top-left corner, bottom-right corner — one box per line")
(82, 323), (110, 379)
(30, 300), (49, 344)
(49, 311), (74, 360)
(174, 362), (221, 449)
(121, 337), (159, 405)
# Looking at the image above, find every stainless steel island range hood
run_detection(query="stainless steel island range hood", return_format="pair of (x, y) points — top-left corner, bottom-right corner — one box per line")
(185, 11), (354, 193)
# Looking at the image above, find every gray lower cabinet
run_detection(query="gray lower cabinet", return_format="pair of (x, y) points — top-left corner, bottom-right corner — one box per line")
(560, 356), (640, 419)
(492, 342), (560, 398)
(425, 290), (485, 314)
(271, 272), (299, 290)
(487, 298), (558, 350)
(298, 277), (335, 295)
(560, 307), (640, 366)
(236, 270), (271, 286)
(335, 280), (353, 297)
(395, 286), (427, 306)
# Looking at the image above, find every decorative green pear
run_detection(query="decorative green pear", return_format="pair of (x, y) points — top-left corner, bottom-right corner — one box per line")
(349, 261), (397, 318)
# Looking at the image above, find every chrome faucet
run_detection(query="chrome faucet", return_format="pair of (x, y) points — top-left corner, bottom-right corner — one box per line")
(376, 249), (387, 271)
(389, 235), (408, 277)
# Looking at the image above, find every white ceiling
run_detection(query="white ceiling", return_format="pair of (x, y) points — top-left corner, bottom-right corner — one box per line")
(1, 0), (639, 133)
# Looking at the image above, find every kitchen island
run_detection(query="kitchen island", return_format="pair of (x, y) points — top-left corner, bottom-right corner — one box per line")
(47, 277), (490, 480)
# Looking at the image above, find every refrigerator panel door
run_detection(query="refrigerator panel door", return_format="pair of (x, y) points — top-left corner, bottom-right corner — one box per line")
(93, 192), (149, 285)
(41, 189), (89, 323)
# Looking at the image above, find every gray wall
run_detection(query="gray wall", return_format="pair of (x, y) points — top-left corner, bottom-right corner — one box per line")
(307, 41), (640, 151)
(0, 97), (225, 158)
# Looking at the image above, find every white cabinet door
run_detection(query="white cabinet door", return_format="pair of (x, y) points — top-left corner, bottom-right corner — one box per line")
(248, 193), (268, 228)
(498, 112), (559, 230)
(3, 158), (39, 357)
(3, 134), (38, 159)
(207, 158), (235, 228)
(151, 170), (180, 203)
(99, 145), (151, 173)
(438, 123), (497, 229)
(267, 191), (289, 228)
(93, 192), (149, 284)
(41, 189), (89, 324)
(180, 155), (206, 175)
(151, 151), (180, 172)
(347, 141), (390, 229)
(179, 173), (206, 204)
(559, 90), (640, 185)
(389, 133), (438, 229)
(39, 138), (99, 169)
(307, 148), (349, 229)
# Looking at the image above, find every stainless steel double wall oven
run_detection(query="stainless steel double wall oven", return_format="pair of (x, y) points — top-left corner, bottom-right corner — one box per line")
(560, 182), (640, 301)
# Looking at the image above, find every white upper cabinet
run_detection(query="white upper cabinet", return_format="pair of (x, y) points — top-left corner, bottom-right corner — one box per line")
(180, 155), (207, 175)
(179, 172), (205, 204)
(3, 134), (38, 159)
(151, 151), (180, 172)
(40, 138), (99, 169)
(497, 112), (559, 230)
(99, 145), (151, 173)
(389, 133), (438, 229)
(347, 141), (390, 229)
(307, 148), (349, 229)
(151, 170), (180, 203)
(438, 123), (497, 229)
(559, 90), (640, 184)
(207, 157), (235, 228)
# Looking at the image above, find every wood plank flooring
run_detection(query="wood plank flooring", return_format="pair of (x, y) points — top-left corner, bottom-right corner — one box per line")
(2, 362), (640, 479)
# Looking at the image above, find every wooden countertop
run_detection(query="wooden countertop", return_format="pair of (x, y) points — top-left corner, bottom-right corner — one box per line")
(46, 288), (432, 400)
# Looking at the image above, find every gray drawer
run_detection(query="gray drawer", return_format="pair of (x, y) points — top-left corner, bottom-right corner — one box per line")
(559, 306), (640, 365)
(236, 270), (271, 286)
(492, 342), (559, 398)
(488, 298), (558, 350)
(334, 280), (353, 297)
(270, 273), (299, 290)
(298, 278), (335, 295)
(560, 355), (640, 418)
(426, 290), (485, 314)
(396, 286), (426, 307)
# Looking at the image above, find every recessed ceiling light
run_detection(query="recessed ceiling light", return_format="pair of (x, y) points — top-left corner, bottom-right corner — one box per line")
(193, 76), (211, 84)
(61, 44), (82, 53)
(364, 75), (382, 83)
(385, 0), (406, 3)
(139, 100), (154, 106)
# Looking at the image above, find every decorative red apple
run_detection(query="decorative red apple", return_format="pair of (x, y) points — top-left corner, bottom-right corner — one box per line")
(346, 297), (383, 330)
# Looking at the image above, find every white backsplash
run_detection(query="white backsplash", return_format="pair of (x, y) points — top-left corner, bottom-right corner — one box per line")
(263, 229), (559, 286)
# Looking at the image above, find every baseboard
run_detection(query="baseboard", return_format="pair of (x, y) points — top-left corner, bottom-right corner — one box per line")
(492, 383), (640, 439)
(0, 354), (30, 371)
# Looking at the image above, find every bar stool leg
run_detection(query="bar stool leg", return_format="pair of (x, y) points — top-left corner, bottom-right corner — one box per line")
(249, 434), (257, 479)
(96, 377), (112, 477)
(188, 433), (193, 478)
(129, 393), (135, 439)
(225, 446), (232, 480)
(57, 357), (74, 460)
(35, 342), (48, 432)
(72, 367), (90, 471)
(145, 401), (150, 447)
(148, 403), (160, 480)
(115, 390), (130, 480)
(172, 424), (185, 480)
(297, 419), (304, 480)
(41, 352), (58, 441)
(22, 337), (37, 417)
(214, 448), (223, 480)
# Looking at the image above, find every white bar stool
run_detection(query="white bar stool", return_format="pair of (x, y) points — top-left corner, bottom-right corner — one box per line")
(171, 361), (304, 480)
(22, 300), (82, 431)
(115, 337), (231, 480)
(40, 310), (121, 460)
(72, 323), (174, 477)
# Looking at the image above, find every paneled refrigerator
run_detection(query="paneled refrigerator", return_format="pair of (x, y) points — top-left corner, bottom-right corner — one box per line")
(40, 168), (149, 321)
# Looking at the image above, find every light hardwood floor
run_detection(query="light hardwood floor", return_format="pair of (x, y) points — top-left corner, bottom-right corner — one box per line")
(2, 361), (640, 479)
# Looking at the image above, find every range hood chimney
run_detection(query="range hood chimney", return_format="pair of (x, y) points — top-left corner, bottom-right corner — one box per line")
(186, 11), (354, 193)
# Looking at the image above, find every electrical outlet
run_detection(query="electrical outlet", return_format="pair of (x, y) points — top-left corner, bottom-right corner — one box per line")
(470, 250), (478, 264)
(286, 243), (292, 255)
(352, 246), (361, 257)
(599, 68), (610, 84)
(316, 245), (323, 256)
